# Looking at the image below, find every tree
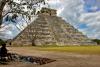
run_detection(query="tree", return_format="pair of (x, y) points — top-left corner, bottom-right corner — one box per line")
(0, 0), (7, 25)
(92, 39), (100, 45)
(0, 39), (5, 46)
(0, 0), (45, 59)
(0, 0), (45, 26)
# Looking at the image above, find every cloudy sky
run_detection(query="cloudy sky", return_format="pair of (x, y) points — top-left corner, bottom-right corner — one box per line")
(47, 0), (100, 39)
(0, 0), (100, 40)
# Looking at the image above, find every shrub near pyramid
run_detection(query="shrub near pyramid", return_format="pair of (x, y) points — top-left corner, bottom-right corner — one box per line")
(11, 8), (96, 46)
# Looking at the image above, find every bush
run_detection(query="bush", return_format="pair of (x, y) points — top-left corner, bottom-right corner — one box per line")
(92, 39), (100, 45)
(0, 39), (5, 46)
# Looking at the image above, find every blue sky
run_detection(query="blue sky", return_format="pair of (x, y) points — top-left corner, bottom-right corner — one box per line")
(78, 24), (88, 29)
(84, 0), (100, 12)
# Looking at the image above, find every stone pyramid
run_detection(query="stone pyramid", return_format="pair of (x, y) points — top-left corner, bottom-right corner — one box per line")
(11, 8), (95, 46)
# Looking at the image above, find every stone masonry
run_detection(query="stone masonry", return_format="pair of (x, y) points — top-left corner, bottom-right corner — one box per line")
(11, 8), (96, 46)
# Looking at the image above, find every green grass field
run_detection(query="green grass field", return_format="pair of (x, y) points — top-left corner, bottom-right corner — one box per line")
(34, 46), (100, 55)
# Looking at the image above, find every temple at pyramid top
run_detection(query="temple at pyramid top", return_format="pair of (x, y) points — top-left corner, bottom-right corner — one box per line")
(8, 8), (96, 46)
(38, 8), (57, 16)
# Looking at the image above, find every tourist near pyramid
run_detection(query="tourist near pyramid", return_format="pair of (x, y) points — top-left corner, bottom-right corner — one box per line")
(10, 8), (95, 46)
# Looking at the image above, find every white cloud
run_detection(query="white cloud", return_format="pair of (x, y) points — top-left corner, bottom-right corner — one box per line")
(47, 0), (100, 39)
(0, 24), (20, 40)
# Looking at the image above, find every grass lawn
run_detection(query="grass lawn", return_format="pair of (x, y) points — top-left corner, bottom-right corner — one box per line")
(34, 46), (100, 55)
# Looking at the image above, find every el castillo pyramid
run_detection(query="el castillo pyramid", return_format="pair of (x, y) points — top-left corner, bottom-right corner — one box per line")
(10, 8), (95, 46)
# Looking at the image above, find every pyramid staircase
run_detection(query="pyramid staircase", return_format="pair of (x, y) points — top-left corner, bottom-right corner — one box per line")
(11, 8), (95, 46)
